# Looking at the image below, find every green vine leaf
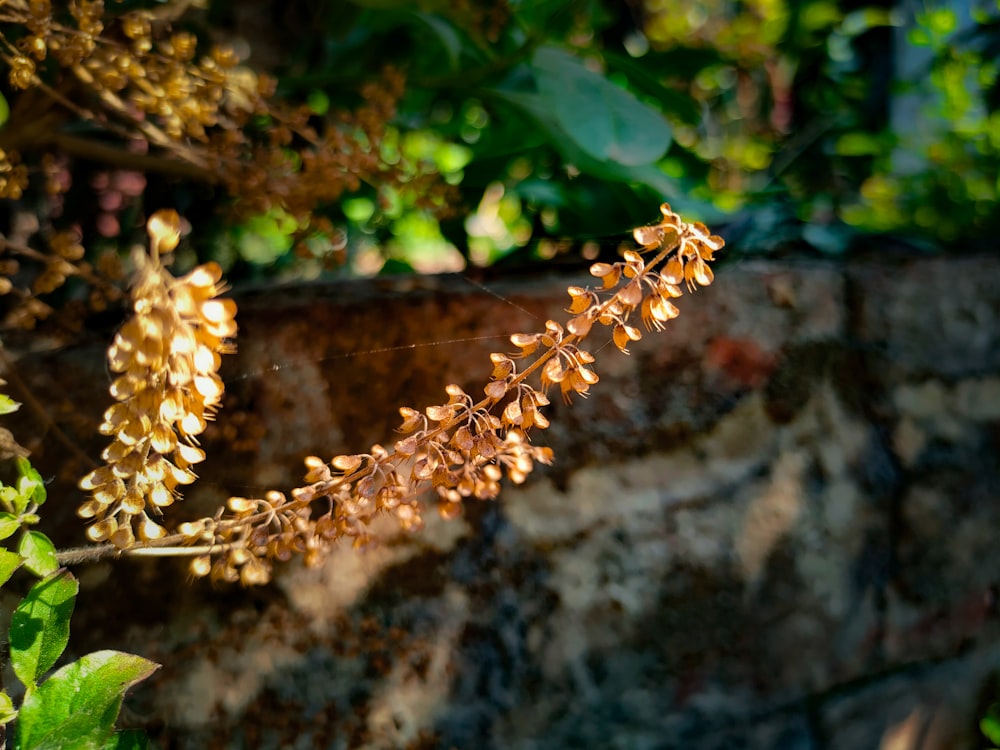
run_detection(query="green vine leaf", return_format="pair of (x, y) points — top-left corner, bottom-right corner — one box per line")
(10, 569), (78, 687)
(18, 531), (58, 577)
(0, 547), (23, 587)
(0, 690), (16, 725)
(531, 45), (672, 166)
(0, 512), (21, 541)
(14, 457), (46, 512)
(15, 650), (159, 750)
(0, 393), (20, 415)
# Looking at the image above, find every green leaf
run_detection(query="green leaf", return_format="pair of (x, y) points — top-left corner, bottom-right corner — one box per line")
(16, 650), (159, 750)
(487, 89), (682, 197)
(102, 729), (150, 750)
(602, 51), (701, 126)
(406, 11), (463, 71)
(0, 547), (23, 586)
(0, 91), (8, 129)
(0, 690), (16, 725)
(306, 90), (330, 116)
(531, 46), (671, 166)
(0, 512), (21, 540)
(15, 457), (46, 508)
(235, 209), (298, 265)
(18, 531), (58, 577)
(0, 394), (20, 414)
(835, 132), (886, 156)
(982, 704), (1000, 744)
(924, 7), (957, 36)
(10, 569), (78, 687)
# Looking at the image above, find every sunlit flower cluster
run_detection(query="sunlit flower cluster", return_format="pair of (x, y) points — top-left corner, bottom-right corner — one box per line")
(77, 210), (236, 548)
(150, 203), (722, 585)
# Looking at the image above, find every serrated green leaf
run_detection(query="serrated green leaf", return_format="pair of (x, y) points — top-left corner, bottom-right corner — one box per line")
(0, 511), (21, 541)
(0, 690), (16, 725)
(532, 46), (671, 167)
(0, 547), (22, 586)
(16, 457), (47, 508)
(18, 531), (58, 577)
(0, 394), (20, 415)
(10, 569), (77, 687)
(16, 650), (159, 750)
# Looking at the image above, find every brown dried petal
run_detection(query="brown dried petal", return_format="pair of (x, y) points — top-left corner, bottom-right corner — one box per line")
(398, 407), (423, 432)
(633, 223), (665, 249)
(503, 399), (522, 425)
(490, 353), (514, 379)
(510, 333), (539, 356)
(663, 256), (684, 285)
(330, 456), (364, 472)
(395, 435), (419, 456)
(566, 313), (594, 337)
(566, 286), (593, 314)
(426, 404), (453, 422)
(452, 425), (474, 451)
(691, 258), (714, 287)
(542, 356), (566, 384)
(484, 379), (508, 400)
(619, 280), (643, 308)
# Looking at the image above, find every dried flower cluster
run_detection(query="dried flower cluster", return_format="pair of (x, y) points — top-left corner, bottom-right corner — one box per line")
(0, 1), (430, 225)
(0, 0), (458, 334)
(73, 203), (720, 585)
(0, 223), (125, 330)
(77, 210), (236, 548)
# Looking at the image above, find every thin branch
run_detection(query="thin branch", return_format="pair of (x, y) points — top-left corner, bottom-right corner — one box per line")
(49, 133), (217, 182)
(56, 542), (227, 566)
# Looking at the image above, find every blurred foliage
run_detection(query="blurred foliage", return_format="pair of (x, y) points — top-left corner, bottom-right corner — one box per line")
(0, 0), (997, 306)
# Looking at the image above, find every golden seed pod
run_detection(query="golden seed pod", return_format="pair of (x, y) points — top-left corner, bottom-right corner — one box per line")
(175, 443), (206, 465)
(110, 525), (136, 549)
(77, 500), (102, 519)
(121, 487), (146, 515)
(240, 560), (271, 586)
(149, 483), (174, 507)
(138, 514), (167, 541)
(190, 555), (212, 578)
(86, 517), (118, 542)
(147, 209), (181, 255)
(228, 496), (257, 514)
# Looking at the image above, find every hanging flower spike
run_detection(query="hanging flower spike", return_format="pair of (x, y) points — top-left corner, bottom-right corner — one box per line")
(78, 210), (237, 548)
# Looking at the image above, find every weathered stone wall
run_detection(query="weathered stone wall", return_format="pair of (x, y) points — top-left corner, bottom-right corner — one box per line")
(4, 256), (999, 749)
